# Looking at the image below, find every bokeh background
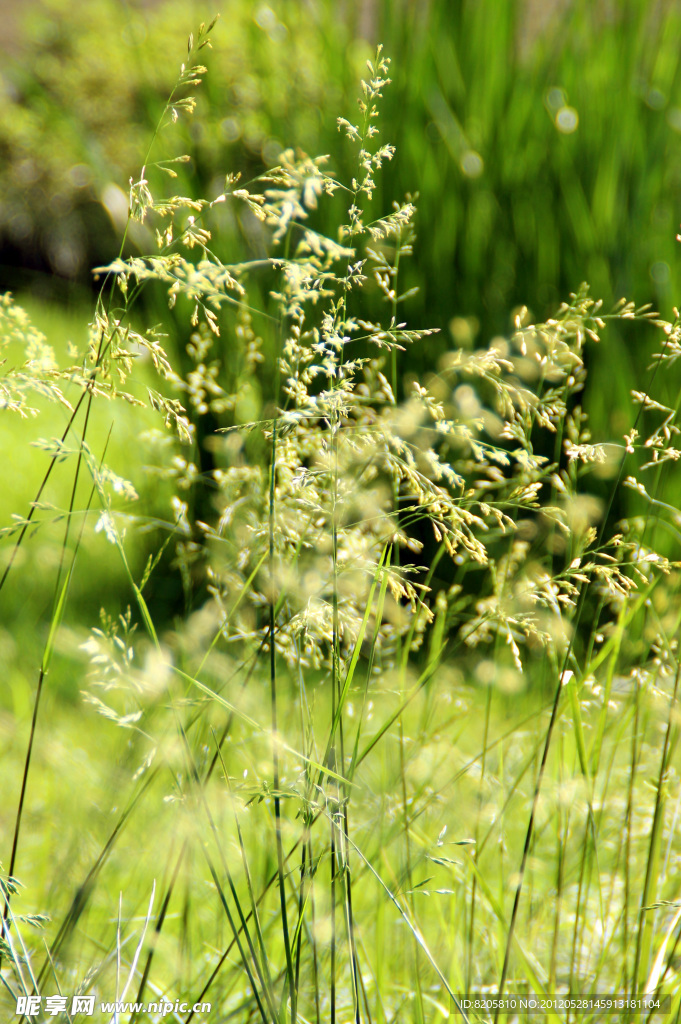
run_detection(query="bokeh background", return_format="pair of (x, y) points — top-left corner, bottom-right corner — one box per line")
(3, 0), (681, 412)
(2, 0), (681, 665)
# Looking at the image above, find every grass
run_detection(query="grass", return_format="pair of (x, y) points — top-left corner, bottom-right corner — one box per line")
(2, 20), (681, 1024)
(7, 0), (681, 454)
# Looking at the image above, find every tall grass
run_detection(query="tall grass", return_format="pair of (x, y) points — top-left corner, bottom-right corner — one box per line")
(8, 0), (681, 472)
(2, 22), (681, 1024)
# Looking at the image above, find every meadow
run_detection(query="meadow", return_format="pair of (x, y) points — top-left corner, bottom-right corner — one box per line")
(2, 4), (681, 1023)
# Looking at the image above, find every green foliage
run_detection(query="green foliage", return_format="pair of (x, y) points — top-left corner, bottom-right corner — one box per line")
(4, 0), (681, 327)
(8, 0), (681, 475)
(3, 17), (681, 1024)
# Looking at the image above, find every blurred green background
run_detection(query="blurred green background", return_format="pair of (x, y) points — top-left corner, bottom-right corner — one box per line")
(2, 0), (681, 656)
(3, 0), (681, 301)
(3, 0), (681, 406)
